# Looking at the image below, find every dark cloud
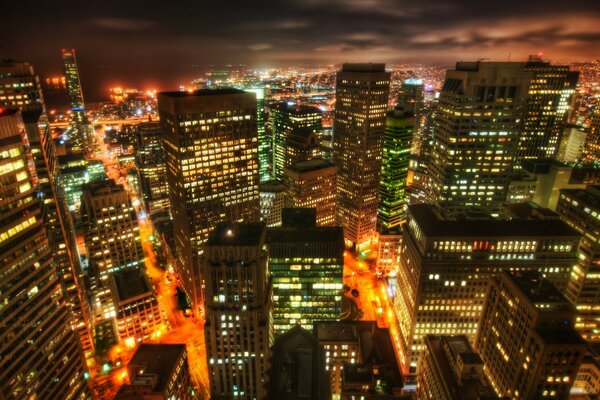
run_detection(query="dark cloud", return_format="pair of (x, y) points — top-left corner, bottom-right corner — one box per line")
(2, 0), (598, 100)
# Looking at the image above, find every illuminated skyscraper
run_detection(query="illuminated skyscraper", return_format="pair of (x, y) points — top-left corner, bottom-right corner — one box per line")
(378, 108), (414, 231)
(556, 186), (600, 342)
(283, 158), (337, 226)
(270, 102), (322, 179)
(158, 89), (260, 314)
(582, 105), (600, 164)
(333, 63), (390, 248)
(0, 109), (90, 400)
(267, 208), (344, 335)
(285, 127), (323, 165)
(62, 49), (93, 150)
(394, 204), (580, 374)
(135, 121), (169, 214)
(398, 79), (425, 155)
(476, 271), (585, 399)
(259, 180), (285, 227)
(203, 222), (271, 399)
(245, 87), (270, 182)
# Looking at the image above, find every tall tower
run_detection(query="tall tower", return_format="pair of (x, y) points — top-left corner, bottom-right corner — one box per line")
(333, 63), (390, 248)
(582, 104), (600, 163)
(135, 121), (169, 214)
(61, 49), (93, 150)
(246, 88), (270, 182)
(0, 109), (90, 400)
(270, 102), (322, 179)
(378, 108), (414, 231)
(203, 222), (271, 399)
(158, 89), (260, 314)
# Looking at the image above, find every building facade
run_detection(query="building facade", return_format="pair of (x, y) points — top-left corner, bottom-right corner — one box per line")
(259, 180), (285, 227)
(333, 63), (390, 247)
(136, 121), (170, 215)
(158, 89), (260, 314)
(203, 222), (271, 399)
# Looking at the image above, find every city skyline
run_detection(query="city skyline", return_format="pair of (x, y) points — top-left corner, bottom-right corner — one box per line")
(3, 0), (599, 100)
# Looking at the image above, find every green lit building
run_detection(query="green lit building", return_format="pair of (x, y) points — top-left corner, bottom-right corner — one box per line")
(62, 48), (94, 151)
(270, 102), (322, 179)
(245, 88), (271, 182)
(59, 155), (105, 212)
(267, 208), (344, 336)
(378, 109), (414, 231)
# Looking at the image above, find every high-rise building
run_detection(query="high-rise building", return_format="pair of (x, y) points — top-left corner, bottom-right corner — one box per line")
(313, 321), (403, 399)
(285, 127), (323, 165)
(378, 108), (414, 231)
(270, 102), (322, 179)
(259, 180), (286, 227)
(245, 88), (270, 182)
(267, 208), (344, 335)
(558, 126), (587, 163)
(376, 232), (402, 277)
(0, 109), (90, 399)
(283, 158), (337, 226)
(398, 78), (425, 116)
(61, 49), (94, 150)
(333, 63), (390, 247)
(135, 121), (169, 215)
(416, 335), (499, 400)
(59, 154), (106, 213)
(556, 186), (600, 342)
(430, 61), (578, 218)
(267, 325), (331, 400)
(158, 89), (260, 314)
(203, 222), (271, 399)
(476, 271), (586, 399)
(115, 344), (194, 400)
(582, 105), (600, 164)
(394, 204), (581, 374)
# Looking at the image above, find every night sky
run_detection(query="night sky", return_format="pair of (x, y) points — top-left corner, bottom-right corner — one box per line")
(3, 0), (599, 100)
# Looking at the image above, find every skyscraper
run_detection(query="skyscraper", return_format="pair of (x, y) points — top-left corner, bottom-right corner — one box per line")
(284, 127), (323, 166)
(270, 102), (322, 179)
(245, 87), (270, 182)
(158, 89), (260, 314)
(283, 158), (337, 226)
(0, 109), (90, 400)
(267, 208), (344, 335)
(556, 186), (600, 342)
(135, 121), (169, 215)
(476, 271), (586, 399)
(582, 104), (600, 164)
(203, 222), (271, 399)
(333, 63), (390, 248)
(394, 204), (580, 374)
(378, 108), (414, 231)
(62, 49), (94, 150)
(259, 180), (286, 227)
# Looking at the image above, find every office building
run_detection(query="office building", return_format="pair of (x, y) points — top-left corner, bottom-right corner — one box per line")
(394, 204), (581, 374)
(135, 121), (169, 214)
(398, 78), (425, 116)
(556, 186), (600, 342)
(203, 222), (271, 399)
(62, 49), (94, 150)
(0, 109), (90, 400)
(573, 351), (600, 398)
(314, 321), (403, 399)
(376, 232), (402, 276)
(245, 87), (270, 182)
(416, 335), (498, 400)
(267, 325), (331, 400)
(259, 180), (285, 227)
(283, 158), (337, 226)
(115, 344), (193, 400)
(285, 127), (323, 165)
(158, 89), (260, 313)
(476, 271), (586, 399)
(582, 105), (600, 164)
(378, 108), (414, 231)
(270, 102), (322, 179)
(558, 126), (587, 163)
(333, 63), (391, 247)
(59, 155), (106, 213)
(110, 269), (163, 343)
(267, 208), (344, 335)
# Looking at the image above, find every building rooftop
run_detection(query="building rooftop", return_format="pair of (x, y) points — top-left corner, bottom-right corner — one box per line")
(341, 63), (386, 73)
(408, 203), (580, 238)
(522, 158), (570, 175)
(206, 222), (266, 247)
(503, 202), (560, 220)
(259, 179), (286, 192)
(506, 271), (574, 310)
(112, 269), (152, 302)
(560, 186), (600, 210)
(127, 344), (186, 393)
(272, 101), (322, 115)
(286, 158), (336, 174)
(158, 88), (245, 98)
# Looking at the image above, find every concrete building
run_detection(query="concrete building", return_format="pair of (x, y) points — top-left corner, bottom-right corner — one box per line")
(259, 180), (285, 227)
(203, 222), (272, 399)
(285, 127), (323, 166)
(416, 335), (499, 400)
(283, 158), (337, 226)
(267, 326), (331, 400)
(559, 126), (587, 163)
(394, 204), (581, 374)
(111, 269), (163, 344)
(115, 344), (193, 400)
(580, 103), (600, 164)
(376, 233), (402, 277)
(0, 109), (90, 400)
(556, 186), (600, 342)
(334, 63), (391, 248)
(476, 271), (586, 399)
(267, 208), (344, 335)
(314, 321), (403, 399)
(136, 121), (169, 215)
(158, 89), (260, 314)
